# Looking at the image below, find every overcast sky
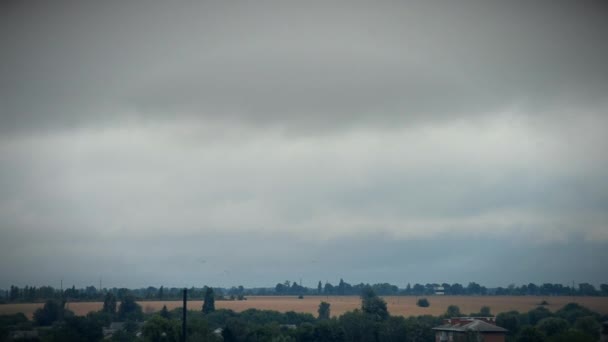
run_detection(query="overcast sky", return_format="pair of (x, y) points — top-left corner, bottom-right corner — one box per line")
(1, 1), (607, 289)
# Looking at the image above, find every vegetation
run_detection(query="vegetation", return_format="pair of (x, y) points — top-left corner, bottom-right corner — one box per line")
(0, 290), (606, 342)
(416, 298), (430, 308)
(360, 286), (389, 321)
(33, 299), (70, 326)
(444, 305), (462, 317)
(102, 292), (117, 315)
(118, 295), (143, 321)
(202, 286), (216, 315)
(494, 301), (605, 342)
(3, 281), (608, 303)
(318, 301), (331, 320)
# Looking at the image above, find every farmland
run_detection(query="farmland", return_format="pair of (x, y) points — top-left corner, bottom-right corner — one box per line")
(2, 295), (608, 319)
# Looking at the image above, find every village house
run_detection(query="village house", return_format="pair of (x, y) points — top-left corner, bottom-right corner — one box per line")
(432, 317), (508, 342)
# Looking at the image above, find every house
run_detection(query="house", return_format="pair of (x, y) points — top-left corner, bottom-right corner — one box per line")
(9, 330), (39, 340)
(103, 322), (126, 338)
(432, 317), (507, 342)
(102, 322), (144, 339)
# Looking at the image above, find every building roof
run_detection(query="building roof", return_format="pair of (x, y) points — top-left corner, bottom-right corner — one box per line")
(109, 322), (125, 330)
(433, 319), (508, 333)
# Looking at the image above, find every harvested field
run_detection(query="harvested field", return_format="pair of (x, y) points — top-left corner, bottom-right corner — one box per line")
(2, 296), (608, 319)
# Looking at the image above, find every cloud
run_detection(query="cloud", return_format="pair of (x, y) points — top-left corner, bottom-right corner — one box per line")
(1, 1), (607, 287)
(1, 1), (607, 134)
(1, 113), (605, 243)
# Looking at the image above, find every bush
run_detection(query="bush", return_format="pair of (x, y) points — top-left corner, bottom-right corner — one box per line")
(517, 325), (546, 342)
(527, 306), (552, 325)
(536, 317), (569, 337)
(556, 303), (597, 324)
(117, 295), (143, 321)
(496, 311), (521, 335)
(416, 298), (430, 308)
(444, 305), (461, 318)
(574, 316), (600, 340)
(33, 300), (70, 326)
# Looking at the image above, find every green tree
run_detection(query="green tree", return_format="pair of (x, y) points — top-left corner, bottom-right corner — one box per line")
(555, 303), (597, 324)
(573, 316), (600, 340)
(548, 329), (595, 342)
(528, 306), (552, 325)
(142, 316), (180, 342)
(361, 285), (389, 321)
(185, 315), (219, 342)
(313, 320), (345, 342)
(517, 326), (546, 342)
(222, 318), (249, 342)
(160, 305), (171, 319)
(318, 281), (323, 295)
(479, 306), (492, 316)
(340, 310), (379, 342)
(33, 299), (68, 326)
(103, 292), (117, 315)
(378, 316), (408, 342)
(496, 310), (521, 336)
(318, 301), (331, 320)
(445, 305), (461, 317)
(118, 295), (143, 321)
(44, 315), (103, 342)
(202, 286), (216, 314)
(324, 282), (334, 295)
(536, 317), (569, 337)
(416, 298), (430, 308)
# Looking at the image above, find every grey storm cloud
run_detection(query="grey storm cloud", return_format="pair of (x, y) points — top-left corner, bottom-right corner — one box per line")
(1, 1), (608, 288)
(1, 1), (608, 133)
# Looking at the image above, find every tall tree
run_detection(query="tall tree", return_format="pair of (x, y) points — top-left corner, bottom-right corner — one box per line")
(202, 287), (215, 314)
(33, 300), (66, 326)
(324, 282), (334, 295)
(361, 285), (388, 321)
(318, 301), (331, 320)
(317, 281), (323, 295)
(102, 292), (117, 315)
(159, 305), (171, 319)
(445, 305), (462, 318)
(118, 295), (143, 320)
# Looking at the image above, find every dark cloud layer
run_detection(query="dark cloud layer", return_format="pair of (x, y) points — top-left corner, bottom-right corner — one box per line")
(1, 1), (607, 134)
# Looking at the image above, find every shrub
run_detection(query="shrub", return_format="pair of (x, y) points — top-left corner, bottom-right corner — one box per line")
(416, 298), (430, 307)
(536, 317), (569, 337)
(444, 305), (461, 317)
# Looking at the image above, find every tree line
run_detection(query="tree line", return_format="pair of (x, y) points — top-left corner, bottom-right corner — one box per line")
(3, 280), (608, 303)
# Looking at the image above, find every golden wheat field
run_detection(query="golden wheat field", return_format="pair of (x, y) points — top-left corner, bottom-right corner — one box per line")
(2, 296), (608, 319)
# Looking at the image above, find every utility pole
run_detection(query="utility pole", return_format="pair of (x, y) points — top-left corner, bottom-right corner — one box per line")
(182, 288), (187, 342)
